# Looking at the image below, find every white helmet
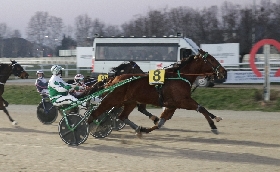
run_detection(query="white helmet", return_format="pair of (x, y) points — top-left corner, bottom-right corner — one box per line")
(51, 65), (64, 75)
(74, 74), (84, 84)
(36, 70), (44, 74)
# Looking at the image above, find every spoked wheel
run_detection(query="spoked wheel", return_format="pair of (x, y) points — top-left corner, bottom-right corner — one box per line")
(110, 107), (126, 131)
(58, 114), (89, 146)
(90, 112), (113, 138)
(37, 102), (58, 124)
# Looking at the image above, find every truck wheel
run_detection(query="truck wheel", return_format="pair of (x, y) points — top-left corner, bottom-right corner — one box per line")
(196, 76), (209, 87)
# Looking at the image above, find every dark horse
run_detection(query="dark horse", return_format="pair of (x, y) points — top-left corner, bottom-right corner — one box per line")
(87, 49), (227, 136)
(0, 60), (29, 125)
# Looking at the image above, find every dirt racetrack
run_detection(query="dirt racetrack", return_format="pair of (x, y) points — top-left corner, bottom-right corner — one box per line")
(0, 105), (279, 172)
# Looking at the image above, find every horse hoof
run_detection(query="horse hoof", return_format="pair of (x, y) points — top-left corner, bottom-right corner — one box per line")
(215, 117), (223, 122)
(12, 121), (18, 125)
(149, 115), (159, 125)
(211, 129), (219, 135)
(135, 126), (143, 139)
(135, 132), (143, 139)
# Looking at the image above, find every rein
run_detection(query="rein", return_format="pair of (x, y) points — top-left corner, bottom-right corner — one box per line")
(201, 52), (221, 77)
(61, 76), (142, 112)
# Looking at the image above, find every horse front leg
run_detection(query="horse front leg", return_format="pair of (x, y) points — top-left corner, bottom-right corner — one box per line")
(0, 105), (17, 125)
(183, 98), (222, 134)
(2, 97), (9, 107)
(117, 102), (145, 137)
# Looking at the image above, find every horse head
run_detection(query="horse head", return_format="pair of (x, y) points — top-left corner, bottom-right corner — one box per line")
(196, 49), (227, 79)
(11, 60), (29, 79)
(173, 50), (226, 80)
(110, 61), (143, 76)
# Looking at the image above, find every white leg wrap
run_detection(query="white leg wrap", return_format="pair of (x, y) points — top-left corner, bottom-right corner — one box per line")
(157, 118), (166, 128)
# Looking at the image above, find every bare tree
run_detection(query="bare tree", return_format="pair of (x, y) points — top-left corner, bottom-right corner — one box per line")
(121, 15), (149, 37)
(11, 30), (21, 38)
(47, 16), (63, 49)
(255, 0), (275, 40)
(91, 18), (106, 37)
(167, 7), (199, 38)
(74, 14), (93, 46)
(104, 25), (121, 37)
(26, 11), (64, 56)
(0, 23), (8, 57)
(220, 2), (241, 42)
(146, 9), (168, 37)
(238, 8), (253, 57)
(270, 0), (280, 41)
(194, 6), (222, 44)
(27, 11), (49, 45)
(64, 25), (74, 38)
(121, 8), (169, 37)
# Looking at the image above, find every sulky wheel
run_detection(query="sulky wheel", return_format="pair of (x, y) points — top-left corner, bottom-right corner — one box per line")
(58, 114), (89, 146)
(90, 112), (113, 138)
(110, 107), (126, 131)
(37, 102), (58, 125)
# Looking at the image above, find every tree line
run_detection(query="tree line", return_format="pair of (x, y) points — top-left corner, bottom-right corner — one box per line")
(0, 0), (279, 59)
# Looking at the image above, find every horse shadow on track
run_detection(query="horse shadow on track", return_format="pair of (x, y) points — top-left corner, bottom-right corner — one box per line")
(73, 130), (280, 167)
(76, 139), (280, 167)
(106, 127), (280, 149)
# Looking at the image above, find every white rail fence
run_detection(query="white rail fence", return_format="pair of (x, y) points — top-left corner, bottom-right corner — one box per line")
(1, 57), (280, 79)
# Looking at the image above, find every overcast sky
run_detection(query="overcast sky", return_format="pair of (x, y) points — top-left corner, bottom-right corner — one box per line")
(0, 0), (274, 38)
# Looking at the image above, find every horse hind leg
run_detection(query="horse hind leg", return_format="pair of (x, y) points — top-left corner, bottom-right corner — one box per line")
(2, 107), (17, 125)
(2, 98), (9, 107)
(137, 104), (159, 125)
(118, 102), (144, 138)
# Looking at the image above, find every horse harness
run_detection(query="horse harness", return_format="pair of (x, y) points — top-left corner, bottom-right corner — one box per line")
(153, 52), (221, 107)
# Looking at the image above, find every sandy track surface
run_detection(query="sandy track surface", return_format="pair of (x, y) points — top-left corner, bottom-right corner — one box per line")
(0, 106), (279, 172)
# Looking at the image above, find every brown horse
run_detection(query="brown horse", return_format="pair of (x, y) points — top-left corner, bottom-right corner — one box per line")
(0, 60), (29, 125)
(110, 61), (159, 124)
(80, 61), (159, 125)
(87, 49), (227, 136)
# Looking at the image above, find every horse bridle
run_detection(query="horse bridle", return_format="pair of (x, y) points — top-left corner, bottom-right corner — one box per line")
(200, 52), (222, 77)
(11, 63), (25, 77)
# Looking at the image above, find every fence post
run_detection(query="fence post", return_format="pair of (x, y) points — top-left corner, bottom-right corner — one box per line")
(263, 44), (270, 102)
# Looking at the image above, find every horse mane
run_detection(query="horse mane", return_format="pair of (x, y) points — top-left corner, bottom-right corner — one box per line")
(177, 55), (195, 70)
(166, 55), (195, 72)
(0, 63), (9, 71)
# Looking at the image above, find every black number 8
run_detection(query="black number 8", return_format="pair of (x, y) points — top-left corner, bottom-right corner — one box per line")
(153, 70), (161, 81)
(102, 75), (107, 80)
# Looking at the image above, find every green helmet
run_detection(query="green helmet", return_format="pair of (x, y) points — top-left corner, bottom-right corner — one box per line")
(51, 65), (64, 75)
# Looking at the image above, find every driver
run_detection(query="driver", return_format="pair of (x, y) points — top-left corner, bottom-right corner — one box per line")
(48, 65), (84, 107)
(71, 74), (87, 98)
(35, 70), (49, 97)
(71, 74), (101, 106)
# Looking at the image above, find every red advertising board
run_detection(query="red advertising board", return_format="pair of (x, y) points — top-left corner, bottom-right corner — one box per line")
(250, 39), (280, 77)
